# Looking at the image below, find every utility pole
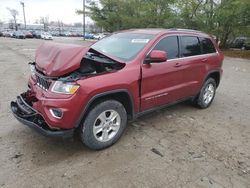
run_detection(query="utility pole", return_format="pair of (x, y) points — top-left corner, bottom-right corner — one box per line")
(20, 1), (26, 29)
(83, 0), (85, 40)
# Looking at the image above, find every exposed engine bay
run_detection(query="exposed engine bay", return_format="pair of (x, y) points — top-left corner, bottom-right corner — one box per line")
(79, 48), (124, 76)
(32, 47), (125, 83)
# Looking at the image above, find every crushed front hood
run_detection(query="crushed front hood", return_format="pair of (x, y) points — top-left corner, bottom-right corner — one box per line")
(35, 42), (90, 77)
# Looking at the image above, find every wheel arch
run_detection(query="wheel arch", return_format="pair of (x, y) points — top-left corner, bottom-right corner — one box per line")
(194, 70), (221, 101)
(75, 89), (135, 128)
(204, 70), (221, 88)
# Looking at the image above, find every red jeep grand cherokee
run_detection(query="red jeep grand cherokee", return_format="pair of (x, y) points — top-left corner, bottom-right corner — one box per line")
(11, 29), (223, 150)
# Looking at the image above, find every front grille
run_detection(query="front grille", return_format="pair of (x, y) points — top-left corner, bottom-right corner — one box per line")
(35, 74), (51, 91)
(16, 95), (36, 115)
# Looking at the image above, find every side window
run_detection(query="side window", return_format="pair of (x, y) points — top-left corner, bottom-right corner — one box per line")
(200, 37), (216, 54)
(181, 36), (201, 57)
(153, 36), (179, 60)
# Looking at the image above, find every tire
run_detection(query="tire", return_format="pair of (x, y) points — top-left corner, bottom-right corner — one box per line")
(194, 78), (217, 109)
(80, 100), (127, 150)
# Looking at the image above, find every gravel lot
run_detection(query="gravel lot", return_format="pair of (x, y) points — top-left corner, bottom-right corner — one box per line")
(0, 37), (250, 188)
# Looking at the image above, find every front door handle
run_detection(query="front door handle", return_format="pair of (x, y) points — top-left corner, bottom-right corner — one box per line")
(202, 58), (208, 62)
(174, 63), (182, 67)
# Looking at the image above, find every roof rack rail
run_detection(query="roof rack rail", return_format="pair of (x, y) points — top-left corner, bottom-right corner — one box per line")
(169, 28), (201, 33)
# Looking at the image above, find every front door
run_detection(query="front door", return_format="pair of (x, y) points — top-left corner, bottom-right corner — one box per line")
(140, 36), (186, 111)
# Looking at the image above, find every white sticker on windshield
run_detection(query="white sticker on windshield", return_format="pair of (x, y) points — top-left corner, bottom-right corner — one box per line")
(131, 39), (150, 43)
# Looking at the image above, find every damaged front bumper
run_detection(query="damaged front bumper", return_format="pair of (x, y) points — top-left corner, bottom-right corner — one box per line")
(10, 93), (74, 139)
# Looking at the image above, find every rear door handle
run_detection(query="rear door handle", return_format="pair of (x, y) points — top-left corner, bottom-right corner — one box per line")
(174, 63), (182, 67)
(202, 58), (208, 62)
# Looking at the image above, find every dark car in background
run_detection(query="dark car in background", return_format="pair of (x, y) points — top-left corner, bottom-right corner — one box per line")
(84, 33), (95, 39)
(230, 37), (248, 49)
(13, 31), (25, 39)
(243, 38), (250, 50)
(31, 31), (42, 39)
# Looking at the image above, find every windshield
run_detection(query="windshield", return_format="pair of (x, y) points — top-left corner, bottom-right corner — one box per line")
(91, 33), (154, 61)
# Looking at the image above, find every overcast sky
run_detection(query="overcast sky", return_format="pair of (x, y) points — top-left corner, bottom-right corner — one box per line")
(0, 0), (93, 24)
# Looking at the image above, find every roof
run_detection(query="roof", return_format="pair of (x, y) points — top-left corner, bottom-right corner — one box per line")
(119, 28), (210, 37)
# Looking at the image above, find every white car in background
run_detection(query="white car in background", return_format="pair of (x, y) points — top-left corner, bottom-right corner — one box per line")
(41, 32), (53, 40)
(93, 33), (107, 40)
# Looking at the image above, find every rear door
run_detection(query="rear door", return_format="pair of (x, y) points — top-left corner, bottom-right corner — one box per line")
(178, 36), (219, 97)
(140, 36), (186, 111)
(199, 37), (219, 68)
(178, 36), (206, 96)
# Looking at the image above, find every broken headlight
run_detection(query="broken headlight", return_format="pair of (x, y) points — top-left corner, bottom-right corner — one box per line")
(51, 81), (79, 95)
(29, 64), (36, 78)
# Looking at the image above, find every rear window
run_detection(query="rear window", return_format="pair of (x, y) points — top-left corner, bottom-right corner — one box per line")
(199, 37), (216, 54)
(181, 36), (201, 57)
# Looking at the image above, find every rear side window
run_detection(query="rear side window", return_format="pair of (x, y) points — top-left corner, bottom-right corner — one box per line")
(200, 37), (216, 54)
(181, 36), (201, 57)
(153, 36), (179, 60)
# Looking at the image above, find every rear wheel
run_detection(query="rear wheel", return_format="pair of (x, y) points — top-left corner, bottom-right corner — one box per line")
(80, 100), (127, 150)
(194, 78), (217, 109)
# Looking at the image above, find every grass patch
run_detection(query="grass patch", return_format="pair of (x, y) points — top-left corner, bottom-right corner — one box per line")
(222, 49), (250, 59)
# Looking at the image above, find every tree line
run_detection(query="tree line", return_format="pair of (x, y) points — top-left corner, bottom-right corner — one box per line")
(78, 0), (250, 47)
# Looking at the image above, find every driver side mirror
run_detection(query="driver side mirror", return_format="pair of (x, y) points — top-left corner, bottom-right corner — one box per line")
(144, 50), (167, 64)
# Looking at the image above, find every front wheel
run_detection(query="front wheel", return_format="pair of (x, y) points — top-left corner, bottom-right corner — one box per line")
(80, 100), (127, 150)
(194, 78), (217, 109)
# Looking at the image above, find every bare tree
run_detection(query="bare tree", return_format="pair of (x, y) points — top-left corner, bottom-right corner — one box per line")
(0, 20), (3, 29)
(8, 20), (14, 29)
(40, 16), (49, 31)
(57, 20), (64, 35)
(7, 8), (19, 31)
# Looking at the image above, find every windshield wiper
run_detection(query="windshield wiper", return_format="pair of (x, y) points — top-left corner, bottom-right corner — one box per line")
(86, 49), (116, 64)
